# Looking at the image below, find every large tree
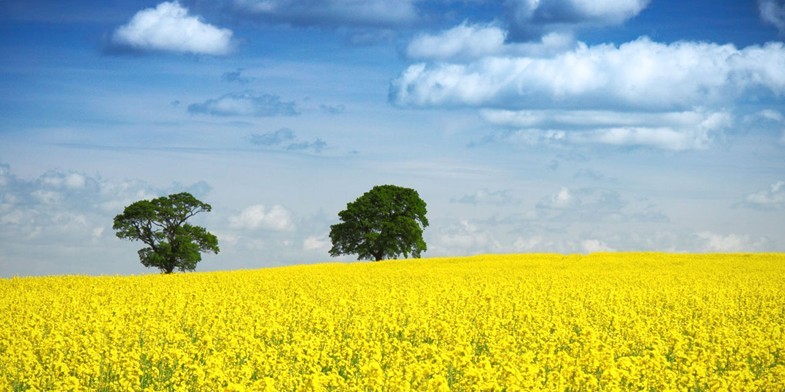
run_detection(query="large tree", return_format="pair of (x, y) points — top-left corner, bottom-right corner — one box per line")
(329, 185), (429, 261)
(113, 192), (219, 273)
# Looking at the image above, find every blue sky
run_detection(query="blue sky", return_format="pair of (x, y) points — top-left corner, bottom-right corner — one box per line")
(2, 0), (785, 276)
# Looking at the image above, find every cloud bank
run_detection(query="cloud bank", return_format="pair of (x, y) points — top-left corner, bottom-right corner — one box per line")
(392, 38), (785, 110)
(111, 1), (233, 55)
(394, 24), (785, 151)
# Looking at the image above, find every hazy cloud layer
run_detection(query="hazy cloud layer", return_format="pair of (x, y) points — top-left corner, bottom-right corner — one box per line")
(534, 186), (668, 223)
(188, 92), (298, 117)
(229, 0), (418, 28)
(111, 1), (233, 55)
(479, 109), (732, 150)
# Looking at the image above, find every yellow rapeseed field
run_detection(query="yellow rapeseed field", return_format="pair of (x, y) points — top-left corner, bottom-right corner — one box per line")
(1, 253), (784, 391)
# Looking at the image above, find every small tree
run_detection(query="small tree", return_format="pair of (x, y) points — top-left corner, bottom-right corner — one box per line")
(113, 192), (219, 273)
(329, 185), (429, 261)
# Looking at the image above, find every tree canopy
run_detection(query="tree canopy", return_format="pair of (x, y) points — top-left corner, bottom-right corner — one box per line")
(329, 185), (429, 261)
(113, 192), (219, 273)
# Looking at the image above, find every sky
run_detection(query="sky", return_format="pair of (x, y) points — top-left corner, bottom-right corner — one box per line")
(1, 0), (785, 277)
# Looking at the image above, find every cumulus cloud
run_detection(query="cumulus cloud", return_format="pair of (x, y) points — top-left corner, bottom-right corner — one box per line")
(391, 38), (785, 111)
(406, 23), (576, 62)
(759, 0), (785, 34)
(407, 23), (507, 61)
(742, 181), (785, 210)
(111, 1), (233, 55)
(507, 0), (650, 38)
(230, 0), (418, 28)
(229, 204), (294, 231)
(188, 92), (298, 117)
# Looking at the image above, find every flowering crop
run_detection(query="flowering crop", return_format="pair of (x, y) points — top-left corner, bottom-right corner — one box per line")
(2, 253), (784, 390)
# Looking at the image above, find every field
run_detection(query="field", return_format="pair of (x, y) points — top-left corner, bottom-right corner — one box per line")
(1, 253), (784, 391)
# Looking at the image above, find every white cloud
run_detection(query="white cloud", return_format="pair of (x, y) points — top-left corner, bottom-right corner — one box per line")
(231, 0), (417, 28)
(303, 235), (330, 252)
(407, 23), (507, 61)
(744, 181), (785, 210)
(391, 38), (785, 111)
(229, 204), (294, 231)
(551, 187), (573, 208)
(507, 0), (650, 38)
(580, 239), (615, 253)
(759, 0), (785, 34)
(407, 22), (577, 62)
(112, 1), (233, 55)
(188, 92), (298, 117)
(429, 220), (503, 255)
(758, 109), (784, 122)
(513, 236), (545, 251)
(696, 232), (767, 252)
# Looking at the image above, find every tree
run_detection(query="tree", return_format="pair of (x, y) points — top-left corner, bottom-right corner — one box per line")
(113, 192), (219, 274)
(329, 185), (429, 261)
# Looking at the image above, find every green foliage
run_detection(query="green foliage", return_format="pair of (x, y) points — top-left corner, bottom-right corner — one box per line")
(113, 192), (219, 273)
(329, 185), (429, 261)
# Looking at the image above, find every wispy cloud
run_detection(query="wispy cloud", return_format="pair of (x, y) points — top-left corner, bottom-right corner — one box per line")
(452, 188), (520, 206)
(222, 68), (253, 84)
(319, 104), (346, 115)
(759, 0), (785, 34)
(741, 181), (785, 210)
(535, 186), (668, 223)
(229, 0), (418, 28)
(250, 128), (327, 153)
(188, 92), (298, 117)
(109, 1), (234, 55)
